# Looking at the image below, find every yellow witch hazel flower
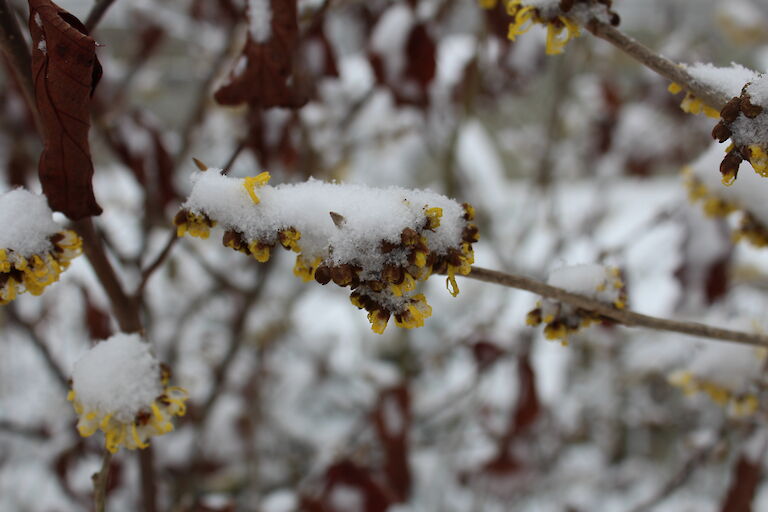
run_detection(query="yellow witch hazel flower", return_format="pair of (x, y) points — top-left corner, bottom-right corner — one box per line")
(0, 188), (81, 305)
(499, 0), (619, 55)
(526, 263), (626, 345)
(68, 333), (188, 453)
(668, 343), (764, 418)
(175, 169), (479, 334)
(684, 142), (768, 248)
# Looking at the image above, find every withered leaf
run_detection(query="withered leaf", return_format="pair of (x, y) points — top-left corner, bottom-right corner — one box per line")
(215, 0), (306, 108)
(721, 456), (761, 512)
(372, 385), (412, 502)
(29, 0), (102, 219)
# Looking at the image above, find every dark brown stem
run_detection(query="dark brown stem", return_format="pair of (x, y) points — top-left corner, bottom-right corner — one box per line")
(85, 0), (119, 32)
(138, 448), (157, 512)
(466, 266), (768, 347)
(0, 0), (42, 135)
(587, 21), (730, 111)
(93, 450), (113, 512)
(74, 218), (142, 333)
(134, 230), (178, 300)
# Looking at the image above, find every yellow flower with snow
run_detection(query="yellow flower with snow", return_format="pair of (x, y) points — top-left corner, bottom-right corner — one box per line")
(0, 189), (82, 305)
(504, 0), (619, 55)
(176, 171), (479, 334)
(68, 333), (188, 453)
(526, 264), (626, 344)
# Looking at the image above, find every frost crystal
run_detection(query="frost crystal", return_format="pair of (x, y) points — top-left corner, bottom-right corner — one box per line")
(526, 264), (626, 344)
(69, 333), (188, 453)
(175, 171), (478, 333)
(0, 188), (82, 304)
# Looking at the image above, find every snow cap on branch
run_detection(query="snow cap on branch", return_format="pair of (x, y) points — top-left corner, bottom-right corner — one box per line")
(175, 170), (479, 334)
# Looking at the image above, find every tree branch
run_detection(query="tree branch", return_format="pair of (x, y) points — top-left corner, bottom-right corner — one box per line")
(85, 0), (119, 32)
(74, 218), (142, 333)
(0, 0), (42, 135)
(134, 230), (178, 301)
(465, 266), (768, 348)
(587, 21), (730, 111)
(92, 449), (112, 512)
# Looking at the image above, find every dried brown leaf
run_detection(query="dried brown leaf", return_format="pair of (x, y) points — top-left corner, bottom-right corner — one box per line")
(29, 0), (102, 219)
(214, 0), (306, 108)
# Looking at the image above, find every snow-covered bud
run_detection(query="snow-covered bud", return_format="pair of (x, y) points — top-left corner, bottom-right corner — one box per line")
(684, 142), (768, 248)
(176, 171), (479, 334)
(526, 264), (626, 344)
(712, 74), (768, 184)
(0, 189), (82, 305)
(668, 344), (763, 417)
(505, 0), (619, 55)
(68, 334), (188, 453)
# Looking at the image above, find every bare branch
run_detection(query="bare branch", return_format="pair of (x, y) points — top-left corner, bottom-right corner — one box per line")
(466, 266), (768, 348)
(0, 0), (42, 134)
(85, 0), (119, 32)
(74, 218), (142, 333)
(92, 450), (113, 512)
(587, 21), (730, 111)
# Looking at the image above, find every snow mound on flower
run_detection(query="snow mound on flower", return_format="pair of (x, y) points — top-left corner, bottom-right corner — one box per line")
(71, 333), (162, 423)
(0, 189), (60, 255)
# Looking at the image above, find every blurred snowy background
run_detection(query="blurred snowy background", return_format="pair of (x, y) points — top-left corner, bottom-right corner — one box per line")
(3, 0), (768, 510)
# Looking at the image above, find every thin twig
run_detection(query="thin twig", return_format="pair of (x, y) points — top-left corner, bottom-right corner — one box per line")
(92, 450), (113, 512)
(465, 266), (768, 348)
(5, 305), (68, 389)
(85, 0), (119, 32)
(587, 21), (729, 111)
(74, 218), (142, 333)
(0, 0), (42, 135)
(134, 230), (178, 300)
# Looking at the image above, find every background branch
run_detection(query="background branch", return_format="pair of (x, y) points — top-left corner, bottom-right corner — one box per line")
(0, 0), (42, 135)
(466, 266), (768, 347)
(587, 21), (730, 111)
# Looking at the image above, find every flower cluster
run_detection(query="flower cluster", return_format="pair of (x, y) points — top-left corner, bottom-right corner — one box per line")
(711, 74), (768, 184)
(668, 344), (763, 418)
(68, 334), (188, 453)
(503, 0), (619, 55)
(685, 142), (768, 248)
(175, 169), (479, 334)
(526, 264), (626, 344)
(667, 82), (720, 119)
(0, 189), (82, 305)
